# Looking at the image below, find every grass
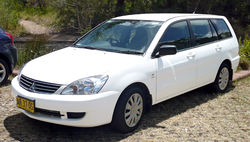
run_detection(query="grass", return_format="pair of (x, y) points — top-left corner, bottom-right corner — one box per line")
(238, 35), (250, 70)
(0, 0), (58, 36)
(17, 35), (53, 67)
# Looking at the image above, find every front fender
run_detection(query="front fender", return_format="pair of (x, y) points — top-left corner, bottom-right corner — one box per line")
(102, 71), (157, 104)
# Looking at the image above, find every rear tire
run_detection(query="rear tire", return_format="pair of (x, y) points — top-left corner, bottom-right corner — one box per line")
(0, 59), (9, 86)
(212, 63), (231, 93)
(111, 86), (145, 133)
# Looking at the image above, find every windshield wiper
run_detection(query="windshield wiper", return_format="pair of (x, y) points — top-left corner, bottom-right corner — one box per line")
(76, 45), (98, 50)
(74, 45), (143, 55)
(114, 50), (144, 55)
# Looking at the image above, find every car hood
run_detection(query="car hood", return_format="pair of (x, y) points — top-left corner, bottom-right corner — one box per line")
(21, 47), (144, 85)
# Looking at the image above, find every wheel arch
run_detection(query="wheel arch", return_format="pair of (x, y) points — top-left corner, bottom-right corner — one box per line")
(114, 82), (152, 114)
(220, 59), (233, 80)
(214, 59), (233, 82)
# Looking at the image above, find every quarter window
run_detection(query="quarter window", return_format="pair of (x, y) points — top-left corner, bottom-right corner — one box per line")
(209, 20), (218, 40)
(0, 27), (3, 33)
(211, 19), (232, 39)
(190, 20), (215, 45)
(159, 21), (190, 51)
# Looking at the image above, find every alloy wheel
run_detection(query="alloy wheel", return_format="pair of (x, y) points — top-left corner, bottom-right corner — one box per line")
(124, 93), (143, 127)
(0, 63), (6, 83)
(218, 67), (229, 90)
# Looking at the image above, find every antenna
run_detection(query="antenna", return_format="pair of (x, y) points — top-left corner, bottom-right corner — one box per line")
(193, 0), (201, 14)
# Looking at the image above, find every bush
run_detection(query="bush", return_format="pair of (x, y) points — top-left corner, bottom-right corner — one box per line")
(0, 0), (23, 35)
(238, 35), (250, 70)
(17, 35), (52, 67)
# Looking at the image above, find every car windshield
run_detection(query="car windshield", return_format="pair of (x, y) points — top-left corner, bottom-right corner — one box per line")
(75, 20), (163, 54)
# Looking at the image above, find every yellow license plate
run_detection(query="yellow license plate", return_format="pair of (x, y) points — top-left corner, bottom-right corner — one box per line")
(16, 96), (35, 113)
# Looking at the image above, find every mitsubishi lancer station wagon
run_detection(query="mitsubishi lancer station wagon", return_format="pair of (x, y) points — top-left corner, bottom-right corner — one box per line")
(12, 14), (240, 133)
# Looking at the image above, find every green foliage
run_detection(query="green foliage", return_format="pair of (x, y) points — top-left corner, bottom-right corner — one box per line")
(0, 0), (249, 37)
(0, 0), (23, 35)
(50, 0), (117, 34)
(17, 35), (52, 66)
(238, 36), (250, 70)
(123, 0), (152, 14)
(0, 0), (56, 35)
(239, 36), (250, 60)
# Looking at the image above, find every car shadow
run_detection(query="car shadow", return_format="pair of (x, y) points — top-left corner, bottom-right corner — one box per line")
(1, 79), (11, 87)
(4, 85), (235, 141)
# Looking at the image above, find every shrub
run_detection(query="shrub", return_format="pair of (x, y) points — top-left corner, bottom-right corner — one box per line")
(238, 35), (250, 70)
(17, 35), (52, 67)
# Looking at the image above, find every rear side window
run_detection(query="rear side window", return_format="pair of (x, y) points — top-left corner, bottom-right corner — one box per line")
(211, 19), (232, 39)
(0, 27), (4, 33)
(159, 21), (190, 51)
(190, 20), (217, 45)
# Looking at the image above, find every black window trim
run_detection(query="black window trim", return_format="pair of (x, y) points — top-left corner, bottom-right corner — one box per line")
(152, 18), (234, 58)
(187, 18), (233, 49)
(188, 18), (219, 47)
(208, 19), (219, 39)
(151, 20), (192, 58)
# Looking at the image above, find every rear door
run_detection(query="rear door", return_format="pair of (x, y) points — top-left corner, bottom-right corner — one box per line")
(188, 19), (220, 85)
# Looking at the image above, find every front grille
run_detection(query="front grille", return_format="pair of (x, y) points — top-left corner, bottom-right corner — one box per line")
(19, 75), (61, 94)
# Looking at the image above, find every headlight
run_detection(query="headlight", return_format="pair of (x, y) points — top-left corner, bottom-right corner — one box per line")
(61, 75), (108, 95)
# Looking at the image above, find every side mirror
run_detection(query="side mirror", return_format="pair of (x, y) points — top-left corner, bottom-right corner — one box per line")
(157, 45), (177, 57)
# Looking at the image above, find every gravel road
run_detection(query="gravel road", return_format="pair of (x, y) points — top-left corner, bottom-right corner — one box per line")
(0, 77), (249, 142)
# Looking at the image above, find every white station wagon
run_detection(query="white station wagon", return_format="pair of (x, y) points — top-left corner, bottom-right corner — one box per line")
(12, 14), (240, 132)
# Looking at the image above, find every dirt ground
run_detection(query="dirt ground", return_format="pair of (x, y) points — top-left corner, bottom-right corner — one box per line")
(19, 20), (52, 35)
(0, 77), (249, 142)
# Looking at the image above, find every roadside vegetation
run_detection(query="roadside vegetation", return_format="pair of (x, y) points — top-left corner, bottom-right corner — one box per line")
(0, 0), (249, 69)
(0, 0), (56, 36)
(0, 0), (249, 36)
(239, 35), (250, 70)
(17, 35), (52, 67)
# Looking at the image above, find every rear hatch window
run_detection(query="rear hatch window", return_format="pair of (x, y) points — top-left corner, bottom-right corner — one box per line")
(0, 27), (4, 33)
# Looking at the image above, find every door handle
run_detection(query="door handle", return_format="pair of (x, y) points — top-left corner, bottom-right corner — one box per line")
(186, 52), (196, 59)
(215, 46), (222, 52)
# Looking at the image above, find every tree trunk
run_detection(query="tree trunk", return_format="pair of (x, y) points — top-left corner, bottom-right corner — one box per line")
(115, 0), (125, 16)
(75, 2), (82, 32)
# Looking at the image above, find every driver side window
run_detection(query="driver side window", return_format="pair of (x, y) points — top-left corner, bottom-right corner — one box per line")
(159, 21), (190, 51)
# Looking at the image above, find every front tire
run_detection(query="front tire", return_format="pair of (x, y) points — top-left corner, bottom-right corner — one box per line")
(212, 63), (231, 93)
(111, 86), (145, 133)
(0, 59), (9, 86)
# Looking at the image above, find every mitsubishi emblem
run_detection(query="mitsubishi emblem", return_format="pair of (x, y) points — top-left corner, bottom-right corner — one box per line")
(30, 82), (36, 92)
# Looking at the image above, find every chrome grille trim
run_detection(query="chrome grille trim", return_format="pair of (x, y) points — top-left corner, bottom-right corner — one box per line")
(19, 75), (62, 94)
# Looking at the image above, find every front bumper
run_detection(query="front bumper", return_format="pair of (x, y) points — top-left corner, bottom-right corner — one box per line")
(11, 77), (120, 127)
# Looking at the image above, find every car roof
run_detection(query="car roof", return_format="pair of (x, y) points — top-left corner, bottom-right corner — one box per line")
(113, 13), (224, 21)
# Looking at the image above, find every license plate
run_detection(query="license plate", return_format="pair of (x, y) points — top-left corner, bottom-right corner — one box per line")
(16, 96), (35, 113)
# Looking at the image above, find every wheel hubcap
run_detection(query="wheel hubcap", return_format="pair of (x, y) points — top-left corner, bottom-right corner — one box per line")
(218, 67), (229, 90)
(0, 63), (6, 83)
(125, 93), (143, 127)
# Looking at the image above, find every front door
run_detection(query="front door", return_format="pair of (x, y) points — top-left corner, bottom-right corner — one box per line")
(156, 20), (197, 101)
